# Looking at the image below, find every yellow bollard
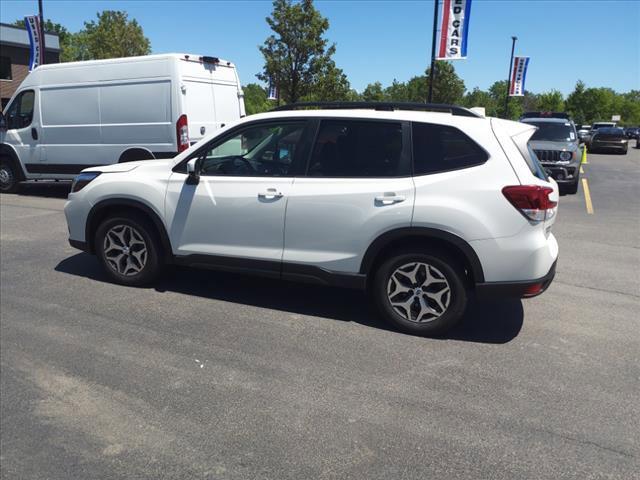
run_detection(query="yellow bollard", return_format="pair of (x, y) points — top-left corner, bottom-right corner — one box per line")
(581, 145), (588, 164)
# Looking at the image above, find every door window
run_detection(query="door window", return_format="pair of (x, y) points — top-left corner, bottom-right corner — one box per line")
(196, 122), (306, 177)
(5, 90), (35, 130)
(412, 122), (488, 175)
(308, 120), (407, 177)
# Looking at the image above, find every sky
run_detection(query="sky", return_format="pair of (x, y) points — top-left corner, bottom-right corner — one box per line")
(1, 0), (639, 95)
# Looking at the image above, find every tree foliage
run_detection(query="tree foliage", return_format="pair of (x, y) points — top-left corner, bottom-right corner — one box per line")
(243, 83), (271, 116)
(14, 11), (150, 62)
(258, 0), (341, 104)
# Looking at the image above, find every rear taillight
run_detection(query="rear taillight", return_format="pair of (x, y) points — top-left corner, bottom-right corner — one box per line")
(176, 114), (189, 152)
(502, 185), (557, 222)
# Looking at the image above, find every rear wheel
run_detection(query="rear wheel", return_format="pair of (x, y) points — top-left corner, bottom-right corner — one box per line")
(0, 159), (20, 193)
(372, 251), (468, 336)
(95, 213), (163, 286)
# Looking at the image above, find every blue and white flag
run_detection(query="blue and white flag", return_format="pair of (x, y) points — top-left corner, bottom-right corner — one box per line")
(437, 0), (472, 60)
(509, 56), (530, 96)
(267, 79), (278, 101)
(24, 16), (42, 71)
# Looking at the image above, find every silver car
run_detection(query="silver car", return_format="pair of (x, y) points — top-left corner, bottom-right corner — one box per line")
(521, 117), (583, 195)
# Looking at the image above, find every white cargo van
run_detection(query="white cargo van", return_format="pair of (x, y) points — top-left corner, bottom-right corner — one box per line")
(0, 53), (245, 192)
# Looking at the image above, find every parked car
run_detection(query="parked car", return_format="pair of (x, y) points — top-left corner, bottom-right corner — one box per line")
(577, 125), (591, 143)
(521, 116), (582, 194)
(624, 127), (639, 140)
(589, 127), (629, 154)
(0, 53), (245, 193)
(63, 102), (559, 336)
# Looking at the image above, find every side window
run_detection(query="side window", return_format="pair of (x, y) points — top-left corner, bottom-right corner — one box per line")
(308, 120), (407, 177)
(5, 90), (35, 130)
(197, 122), (306, 177)
(412, 123), (487, 175)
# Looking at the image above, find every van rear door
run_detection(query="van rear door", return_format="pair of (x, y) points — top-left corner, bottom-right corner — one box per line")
(179, 59), (219, 143)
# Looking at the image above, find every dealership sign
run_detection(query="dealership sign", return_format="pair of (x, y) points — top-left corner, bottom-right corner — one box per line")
(509, 56), (530, 96)
(24, 16), (42, 71)
(437, 0), (472, 60)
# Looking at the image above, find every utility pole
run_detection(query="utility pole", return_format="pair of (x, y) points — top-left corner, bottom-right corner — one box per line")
(428, 0), (439, 103)
(504, 36), (517, 118)
(38, 0), (46, 65)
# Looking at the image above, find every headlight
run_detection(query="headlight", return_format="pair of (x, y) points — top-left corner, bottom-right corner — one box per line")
(559, 151), (572, 161)
(71, 172), (101, 193)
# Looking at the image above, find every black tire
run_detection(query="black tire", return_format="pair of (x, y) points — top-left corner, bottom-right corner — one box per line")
(95, 213), (163, 286)
(0, 158), (20, 193)
(372, 250), (468, 336)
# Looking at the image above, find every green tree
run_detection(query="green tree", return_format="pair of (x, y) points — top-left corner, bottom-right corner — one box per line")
(258, 0), (336, 104)
(566, 80), (587, 124)
(243, 83), (271, 115)
(536, 90), (564, 112)
(384, 79), (409, 102)
(462, 87), (496, 114)
(361, 82), (385, 102)
(426, 61), (465, 104)
(82, 11), (151, 59)
(302, 60), (352, 102)
(488, 80), (524, 119)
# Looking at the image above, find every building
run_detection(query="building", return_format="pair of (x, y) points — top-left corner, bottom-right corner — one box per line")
(0, 22), (60, 109)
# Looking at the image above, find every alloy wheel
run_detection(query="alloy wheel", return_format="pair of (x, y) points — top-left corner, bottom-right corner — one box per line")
(103, 224), (148, 276)
(0, 165), (14, 191)
(386, 262), (451, 323)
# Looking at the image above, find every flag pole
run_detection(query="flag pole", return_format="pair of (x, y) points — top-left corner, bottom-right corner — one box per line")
(428, 0), (439, 103)
(504, 36), (517, 118)
(38, 0), (46, 65)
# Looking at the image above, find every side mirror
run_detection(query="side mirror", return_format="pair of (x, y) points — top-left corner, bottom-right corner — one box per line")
(186, 158), (200, 185)
(0, 112), (7, 132)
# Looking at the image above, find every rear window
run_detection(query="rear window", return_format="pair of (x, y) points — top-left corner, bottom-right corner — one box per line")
(412, 123), (487, 175)
(512, 130), (548, 181)
(308, 120), (407, 177)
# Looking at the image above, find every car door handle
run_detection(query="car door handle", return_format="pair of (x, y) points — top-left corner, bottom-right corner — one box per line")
(31, 128), (38, 140)
(375, 194), (405, 205)
(258, 188), (283, 199)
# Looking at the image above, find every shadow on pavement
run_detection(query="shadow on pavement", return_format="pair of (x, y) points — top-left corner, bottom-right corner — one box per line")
(55, 253), (524, 344)
(17, 182), (72, 198)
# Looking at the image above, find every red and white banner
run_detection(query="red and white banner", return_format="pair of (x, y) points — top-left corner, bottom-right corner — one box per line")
(437, 0), (472, 60)
(24, 16), (42, 71)
(509, 56), (530, 96)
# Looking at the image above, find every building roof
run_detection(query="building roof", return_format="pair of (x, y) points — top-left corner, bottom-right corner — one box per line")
(0, 22), (60, 51)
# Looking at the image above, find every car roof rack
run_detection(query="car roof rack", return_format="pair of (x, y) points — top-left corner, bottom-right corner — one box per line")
(271, 101), (482, 118)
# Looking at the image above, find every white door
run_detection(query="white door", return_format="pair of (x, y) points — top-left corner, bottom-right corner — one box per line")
(165, 120), (310, 264)
(3, 90), (41, 176)
(283, 119), (415, 273)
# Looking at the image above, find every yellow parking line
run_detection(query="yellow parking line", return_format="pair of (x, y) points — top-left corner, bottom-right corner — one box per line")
(582, 178), (594, 214)
(580, 166), (584, 174)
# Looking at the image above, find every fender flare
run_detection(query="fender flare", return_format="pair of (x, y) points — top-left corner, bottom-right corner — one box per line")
(360, 227), (485, 283)
(85, 198), (173, 260)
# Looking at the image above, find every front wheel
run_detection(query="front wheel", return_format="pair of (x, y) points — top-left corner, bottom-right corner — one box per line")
(372, 251), (468, 336)
(0, 159), (20, 193)
(95, 213), (163, 286)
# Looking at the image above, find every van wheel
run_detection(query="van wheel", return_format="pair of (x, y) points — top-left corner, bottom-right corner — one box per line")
(372, 251), (467, 336)
(95, 213), (163, 286)
(0, 159), (20, 193)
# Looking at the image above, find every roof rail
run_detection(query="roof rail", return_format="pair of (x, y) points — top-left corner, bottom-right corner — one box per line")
(271, 101), (481, 118)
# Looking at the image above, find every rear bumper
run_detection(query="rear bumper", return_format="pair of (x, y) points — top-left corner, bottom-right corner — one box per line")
(475, 260), (557, 299)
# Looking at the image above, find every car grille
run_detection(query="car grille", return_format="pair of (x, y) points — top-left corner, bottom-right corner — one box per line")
(534, 150), (561, 162)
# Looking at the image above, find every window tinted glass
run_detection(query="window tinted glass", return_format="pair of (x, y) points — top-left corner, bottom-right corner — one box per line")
(412, 123), (487, 175)
(308, 120), (406, 177)
(527, 121), (575, 142)
(6, 90), (35, 130)
(0, 56), (11, 80)
(198, 122), (305, 176)
(512, 130), (548, 181)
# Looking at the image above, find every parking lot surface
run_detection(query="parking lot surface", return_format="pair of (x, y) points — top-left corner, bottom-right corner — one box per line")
(1, 147), (639, 479)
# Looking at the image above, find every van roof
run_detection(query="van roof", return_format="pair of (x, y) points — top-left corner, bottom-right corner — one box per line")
(34, 53), (236, 71)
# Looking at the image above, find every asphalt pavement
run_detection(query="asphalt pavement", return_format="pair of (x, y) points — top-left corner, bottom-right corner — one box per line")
(1, 146), (639, 479)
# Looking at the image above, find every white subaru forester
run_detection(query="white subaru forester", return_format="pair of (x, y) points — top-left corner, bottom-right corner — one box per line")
(64, 103), (559, 336)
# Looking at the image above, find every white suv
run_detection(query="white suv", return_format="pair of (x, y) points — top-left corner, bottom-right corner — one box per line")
(64, 103), (559, 336)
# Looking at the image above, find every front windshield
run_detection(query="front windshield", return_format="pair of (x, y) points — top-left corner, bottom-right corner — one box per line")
(527, 122), (575, 142)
